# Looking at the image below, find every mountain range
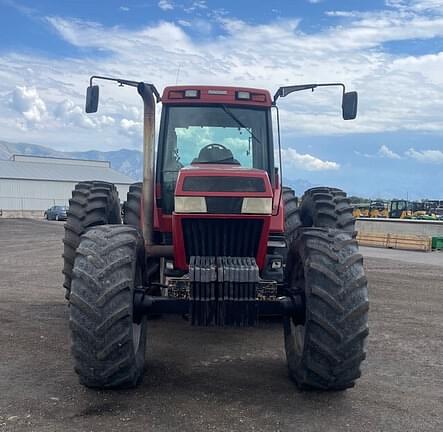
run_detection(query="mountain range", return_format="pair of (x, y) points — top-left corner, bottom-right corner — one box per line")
(0, 140), (143, 180)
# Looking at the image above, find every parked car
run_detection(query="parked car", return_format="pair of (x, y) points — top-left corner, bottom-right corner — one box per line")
(44, 206), (68, 221)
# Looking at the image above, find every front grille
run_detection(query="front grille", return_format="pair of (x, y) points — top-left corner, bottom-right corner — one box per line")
(182, 218), (263, 262)
(205, 197), (242, 214)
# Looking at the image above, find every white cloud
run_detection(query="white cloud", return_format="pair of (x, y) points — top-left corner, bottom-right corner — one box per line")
(178, 19), (191, 27)
(120, 118), (142, 136)
(1, 5), (443, 150)
(97, 115), (115, 126)
(325, 11), (358, 17)
(54, 100), (113, 128)
(386, 0), (443, 12)
(184, 0), (208, 13)
(280, 148), (340, 171)
(158, 0), (174, 11)
(10, 86), (47, 125)
(378, 144), (402, 159)
(302, 14), (443, 52)
(54, 99), (95, 129)
(120, 118), (140, 129)
(119, 6), (129, 12)
(192, 18), (212, 34)
(405, 147), (443, 163)
(192, 1), (207, 9)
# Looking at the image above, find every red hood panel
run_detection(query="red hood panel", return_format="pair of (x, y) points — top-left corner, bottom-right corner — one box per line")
(175, 165), (273, 197)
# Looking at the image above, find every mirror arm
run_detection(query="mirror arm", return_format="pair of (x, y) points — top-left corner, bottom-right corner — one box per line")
(271, 104), (283, 217)
(273, 82), (346, 104)
(89, 75), (161, 102)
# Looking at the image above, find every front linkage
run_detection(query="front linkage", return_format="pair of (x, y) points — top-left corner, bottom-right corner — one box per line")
(133, 255), (302, 326)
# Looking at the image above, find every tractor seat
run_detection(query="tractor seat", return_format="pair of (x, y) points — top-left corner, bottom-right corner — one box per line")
(192, 143), (240, 165)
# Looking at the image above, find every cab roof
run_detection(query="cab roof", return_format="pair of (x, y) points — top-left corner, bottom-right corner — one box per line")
(162, 85), (272, 108)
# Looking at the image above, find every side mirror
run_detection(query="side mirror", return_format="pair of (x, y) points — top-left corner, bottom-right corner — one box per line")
(342, 91), (358, 120)
(85, 85), (99, 113)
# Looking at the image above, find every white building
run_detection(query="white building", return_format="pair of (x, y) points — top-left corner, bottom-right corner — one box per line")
(0, 155), (134, 216)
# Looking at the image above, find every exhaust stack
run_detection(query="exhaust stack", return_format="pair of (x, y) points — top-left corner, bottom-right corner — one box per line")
(137, 83), (156, 248)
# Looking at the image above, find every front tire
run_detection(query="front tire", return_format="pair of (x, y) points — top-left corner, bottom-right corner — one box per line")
(70, 225), (147, 389)
(284, 228), (369, 390)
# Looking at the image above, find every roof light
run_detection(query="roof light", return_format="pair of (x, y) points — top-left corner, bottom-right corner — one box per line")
(236, 91), (251, 100)
(184, 89), (200, 98)
(169, 90), (184, 99)
(208, 89), (227, 95)
(252, 93), (266, 102)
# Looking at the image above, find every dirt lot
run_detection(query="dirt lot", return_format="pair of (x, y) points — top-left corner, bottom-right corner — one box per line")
(0, 219), (442, 432)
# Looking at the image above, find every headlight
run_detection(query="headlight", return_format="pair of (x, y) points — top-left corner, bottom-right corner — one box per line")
(175, 196), (207, 213)
(241, 197), (272, 214)
(267, 239), (286, 248)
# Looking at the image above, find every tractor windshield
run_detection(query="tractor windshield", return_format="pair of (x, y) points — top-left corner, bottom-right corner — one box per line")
(163, 105), (269, 168)
(158, 105), (272, 213)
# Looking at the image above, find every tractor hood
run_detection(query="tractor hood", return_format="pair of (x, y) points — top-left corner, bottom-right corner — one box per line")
(175, 165), (273, 199)
(172, 164), (273, 270)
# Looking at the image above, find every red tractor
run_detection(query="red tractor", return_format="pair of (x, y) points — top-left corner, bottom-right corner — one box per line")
(62, 77), (368, 391)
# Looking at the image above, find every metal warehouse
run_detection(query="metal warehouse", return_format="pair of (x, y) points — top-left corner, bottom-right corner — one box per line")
(0, 155), (133, 217)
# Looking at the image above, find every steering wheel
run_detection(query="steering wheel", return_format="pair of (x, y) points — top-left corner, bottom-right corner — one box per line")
(200, 143), (229, 152)
(193, 143), (240, 165)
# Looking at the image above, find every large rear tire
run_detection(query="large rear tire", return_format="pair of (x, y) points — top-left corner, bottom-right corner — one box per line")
(70, 225), (147, 388)
(122, 182), (160, 291)
(299, 187), (355, 233)
(123, 182), (142, 228)
(282, 186), (302, 244)
(284, 228), (369, 390)
(62, 181), (121, 300)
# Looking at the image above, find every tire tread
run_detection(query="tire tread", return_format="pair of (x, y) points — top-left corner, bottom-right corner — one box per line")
(284, 228), (369, 390)
(70, 225), (146, 389)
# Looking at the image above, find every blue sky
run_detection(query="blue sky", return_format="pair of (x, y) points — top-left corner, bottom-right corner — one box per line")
(0, 0), (442, 199)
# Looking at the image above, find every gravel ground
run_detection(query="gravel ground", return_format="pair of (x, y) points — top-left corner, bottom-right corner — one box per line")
(0, 219), (442, 432)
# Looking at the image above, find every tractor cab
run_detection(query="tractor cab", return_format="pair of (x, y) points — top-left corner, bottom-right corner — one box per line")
(389, 199), (409, 218)
(156, 86), (275, 215)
